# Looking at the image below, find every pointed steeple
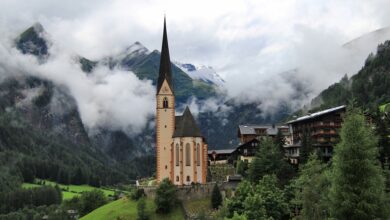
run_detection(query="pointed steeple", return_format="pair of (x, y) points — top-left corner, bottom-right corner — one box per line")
(157, 16), (173, 94)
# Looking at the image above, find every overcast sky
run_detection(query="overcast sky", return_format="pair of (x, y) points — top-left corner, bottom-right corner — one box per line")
(1, 0), (389, 68)
(1, 0), (390, 132)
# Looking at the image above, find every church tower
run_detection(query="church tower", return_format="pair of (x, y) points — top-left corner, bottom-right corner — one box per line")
(156, 17), (208, 185)
(156, 17), (175, 183)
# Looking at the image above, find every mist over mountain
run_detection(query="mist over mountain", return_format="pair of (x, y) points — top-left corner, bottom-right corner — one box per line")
(293, 26), (390, 114)
(2, 19), (390, 162)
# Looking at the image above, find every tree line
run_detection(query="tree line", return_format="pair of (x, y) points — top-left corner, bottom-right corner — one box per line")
(0, 185), (61, 215)
(17, 158), (105, 187)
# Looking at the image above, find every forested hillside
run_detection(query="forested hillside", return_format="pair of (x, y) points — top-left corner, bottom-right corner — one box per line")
(309, 40), (390, 112)
(295, 39), (390, 165)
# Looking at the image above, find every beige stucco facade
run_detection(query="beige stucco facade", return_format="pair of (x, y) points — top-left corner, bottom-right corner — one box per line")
(156, 80), (208, 185)
(172, 137), (207, 185)
(156, 80), (175, 183)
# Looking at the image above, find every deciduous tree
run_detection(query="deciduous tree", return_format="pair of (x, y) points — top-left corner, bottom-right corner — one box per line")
(154, 178), (176, 214)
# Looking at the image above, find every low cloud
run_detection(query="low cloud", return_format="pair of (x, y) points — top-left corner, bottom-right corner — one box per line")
(0, 35), (155, 135)
(183, 97), (232, 118)
(223, 25), (390, 115)
(2, 0), (390, 126)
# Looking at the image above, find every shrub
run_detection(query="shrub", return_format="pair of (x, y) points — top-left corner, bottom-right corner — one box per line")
(131, 188), (146, 200)
(154, 178), (176, 214)
(211, 184), (222, 209)
(137, 197), (148, 220)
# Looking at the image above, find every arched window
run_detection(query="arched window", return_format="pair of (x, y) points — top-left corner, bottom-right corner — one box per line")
(186, 176), (190, 182)
(196, 144), (201, 166)
(163, 97), (168, 108)
(175, 144), (179, 166)
(176, 176), (179, 182)
(185, 143), (191, 166)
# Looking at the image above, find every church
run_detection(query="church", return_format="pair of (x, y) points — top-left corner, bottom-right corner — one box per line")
(156, 18), (208, 186)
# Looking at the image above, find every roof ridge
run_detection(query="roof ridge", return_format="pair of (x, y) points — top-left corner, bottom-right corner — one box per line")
(173, 106), (202, 138)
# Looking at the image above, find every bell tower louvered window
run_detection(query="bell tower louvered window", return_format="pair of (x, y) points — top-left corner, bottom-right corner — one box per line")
(163, 97), (168, 108)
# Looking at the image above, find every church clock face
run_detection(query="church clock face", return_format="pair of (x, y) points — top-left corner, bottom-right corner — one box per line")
(163, 86), (169, 93)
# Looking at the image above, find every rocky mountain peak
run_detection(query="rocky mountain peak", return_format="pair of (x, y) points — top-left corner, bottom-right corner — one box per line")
(16, 23), (49, 58)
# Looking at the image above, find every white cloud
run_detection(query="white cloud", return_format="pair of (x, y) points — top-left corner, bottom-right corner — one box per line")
(1, 0), (390, 120)
(0, 36), (155, 135)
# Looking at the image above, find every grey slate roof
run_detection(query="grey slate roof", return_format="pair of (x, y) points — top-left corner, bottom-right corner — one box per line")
(173, 107), (202, 138)
(287, 105), (346, 124)
(207, 149), (236, 155)
(238, 124), (289, 135)
(157, 17), (174, 94)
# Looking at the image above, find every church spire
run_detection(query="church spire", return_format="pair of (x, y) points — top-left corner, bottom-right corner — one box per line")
(157, 16), (173, 94)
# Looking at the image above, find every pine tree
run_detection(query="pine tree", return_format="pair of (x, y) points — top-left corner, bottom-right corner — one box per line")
(330, 109), (388, 219)
(294, 154), (330, 219)
(211, 184), (222, 209)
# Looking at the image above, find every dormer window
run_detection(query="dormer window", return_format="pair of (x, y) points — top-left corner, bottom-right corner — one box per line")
(163, 97), (168, 108)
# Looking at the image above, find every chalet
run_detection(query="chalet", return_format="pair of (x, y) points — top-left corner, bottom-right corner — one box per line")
(208, 149), (236, 164)
(286, 105), (346, 164)
(207, 139), (261, 164)
(208, 124), (294, 164)
(238, 124), (292, 145)
(234, 138), (259, 163)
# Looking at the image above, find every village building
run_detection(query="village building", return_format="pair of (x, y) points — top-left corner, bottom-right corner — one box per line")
(233, 138), (260, 163)
(207, 124), (292, 164)
(207, 139), (260, 165)
(237, 124), (292, 145)
(155, 18), (208, 185)
(208, 149), (236, 164)
(285, 105), (346, 164)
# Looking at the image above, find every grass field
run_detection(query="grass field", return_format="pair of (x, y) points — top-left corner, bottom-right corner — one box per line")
(80, 197), (185, 220)
(22, 179), (116, 200)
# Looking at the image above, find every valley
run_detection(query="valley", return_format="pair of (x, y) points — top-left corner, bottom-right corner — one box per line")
(0, 4), (390, 219)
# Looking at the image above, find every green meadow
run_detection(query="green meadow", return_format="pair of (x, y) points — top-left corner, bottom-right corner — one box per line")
(22, 179), (116, 200)
(80, 197), (185, 220)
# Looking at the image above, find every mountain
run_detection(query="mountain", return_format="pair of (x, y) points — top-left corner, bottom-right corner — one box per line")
(0, 24), (159, 192)
(303, 39), (390, 114)
(85, 42), (219, 103)
(87, 41), (287, 149)
(15, 23), (49, 59)
(343, 27), (390, 52)
(175, 62), (225, 86)
(0, 22), (294, 188)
